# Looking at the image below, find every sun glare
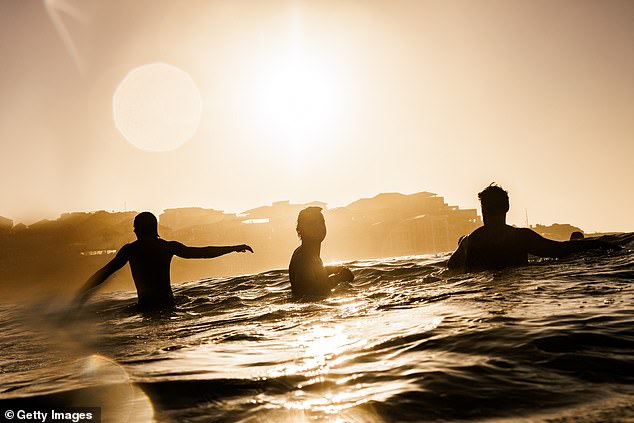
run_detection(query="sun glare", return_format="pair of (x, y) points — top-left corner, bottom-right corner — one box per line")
(247, 6), (345, 161)
(254, 56), (342, 140)
(112, 63), (203, 152)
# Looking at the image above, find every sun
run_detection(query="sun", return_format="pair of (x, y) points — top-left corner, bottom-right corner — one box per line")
(254, 55), (341, 138)
(112, 63), (203, 152)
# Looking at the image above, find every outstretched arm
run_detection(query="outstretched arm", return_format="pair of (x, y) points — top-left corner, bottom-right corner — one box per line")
(171, 242), (254, 259)
(522, 229), (620, 258)
(73, 245), (130, 307)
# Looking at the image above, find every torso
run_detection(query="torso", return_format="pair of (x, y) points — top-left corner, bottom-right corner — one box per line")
(289, 246), (329, 296)
(465, 225), (529, 271)
(126, 238), (176, 309)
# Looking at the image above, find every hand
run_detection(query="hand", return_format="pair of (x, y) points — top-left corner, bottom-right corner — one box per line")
(339, 267), (354, 282)
(327, 265), (344, 274)
(235, 244), (254, 253)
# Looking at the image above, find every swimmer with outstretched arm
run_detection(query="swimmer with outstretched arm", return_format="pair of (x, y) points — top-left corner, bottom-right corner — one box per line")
(73, 212), (253, 311)
(448, 184), (620, 272)
(289, 207), (354, 296)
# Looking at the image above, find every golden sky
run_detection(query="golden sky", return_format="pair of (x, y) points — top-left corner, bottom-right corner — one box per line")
(1, 0), (632, 232)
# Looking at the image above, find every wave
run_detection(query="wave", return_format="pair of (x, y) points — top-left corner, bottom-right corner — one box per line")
(0, 241), (632, 422)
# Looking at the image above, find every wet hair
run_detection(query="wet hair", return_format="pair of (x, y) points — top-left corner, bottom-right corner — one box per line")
(134, 212), (159, 239)
(296, 206), (323, 240)
(478, 183), (509, 216)
(569, 231), (584, 241)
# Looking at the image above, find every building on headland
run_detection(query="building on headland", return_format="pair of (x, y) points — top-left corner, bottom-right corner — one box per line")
(0, 190), (561, 297)
(530, 223), (584, 241)
(160, 208), (231, 232)
(322, 192), (480, 258)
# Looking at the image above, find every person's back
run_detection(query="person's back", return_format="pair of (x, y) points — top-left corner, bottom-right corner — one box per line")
(448, 184), (619, 272)
(463, 225), (529, 271)
(125, 238), (177, 309)
(73, 212), (253, 312)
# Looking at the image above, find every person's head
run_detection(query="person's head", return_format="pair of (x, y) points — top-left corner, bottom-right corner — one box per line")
(478, 183), (509, 221)
(569, 231), (584, 241)
(134, 212), (159, 239)
(296, 207), (326, 243)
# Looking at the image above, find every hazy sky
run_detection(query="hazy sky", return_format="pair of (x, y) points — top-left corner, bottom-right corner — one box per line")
(1, 0), (632, 232)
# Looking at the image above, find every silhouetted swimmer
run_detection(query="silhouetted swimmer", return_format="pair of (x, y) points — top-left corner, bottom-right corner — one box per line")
(448, 184), (619, 272)
(73, 212), (253, 311)
(288, 207), (354, 296)
(570, 231), (585, 241)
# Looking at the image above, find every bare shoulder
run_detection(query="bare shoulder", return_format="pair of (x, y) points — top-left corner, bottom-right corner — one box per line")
(289, 246), (306, 267)
(290, 246), (318, 273)
(289, 247), (307, 281)
(110, 242), (133, 264)
(119, 242), (134, 254)
(472, 226), (487, 236)
(515, 227), (540, 240)
(466, 226), (487, 242)
(165, 239), (185, 251)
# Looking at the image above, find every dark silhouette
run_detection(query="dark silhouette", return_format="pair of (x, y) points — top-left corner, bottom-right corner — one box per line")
(570, 231), (585, 241)
(288, 207), (354, 296)
(0, 192), (484, 300)
(73, 212), (253, 311)
(448, 184), (619, 272)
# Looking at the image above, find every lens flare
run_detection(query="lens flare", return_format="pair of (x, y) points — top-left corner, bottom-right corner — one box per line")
(113, 63), (203, 152)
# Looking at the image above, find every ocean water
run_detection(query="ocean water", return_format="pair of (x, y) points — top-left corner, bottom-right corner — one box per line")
(1, 234), (633, 422)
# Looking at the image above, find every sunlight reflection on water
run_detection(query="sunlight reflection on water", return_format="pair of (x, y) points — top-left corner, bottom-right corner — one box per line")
(254, 305), (446, 417)
(4, 249), (632, 422)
